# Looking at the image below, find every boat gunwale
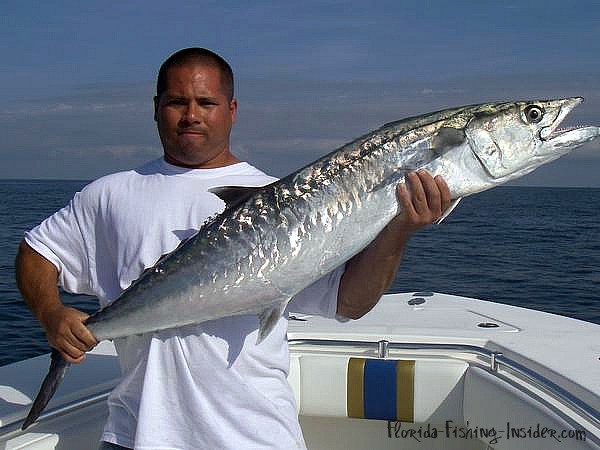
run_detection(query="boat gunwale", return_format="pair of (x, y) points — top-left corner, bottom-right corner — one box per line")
(0, 390), (111, 439)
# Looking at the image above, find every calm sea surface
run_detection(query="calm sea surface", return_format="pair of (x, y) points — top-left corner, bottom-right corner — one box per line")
(0, 180), (599, 366)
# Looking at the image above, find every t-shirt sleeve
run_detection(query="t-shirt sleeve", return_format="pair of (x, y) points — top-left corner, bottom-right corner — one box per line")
(24, 189), (96, 296)
(286, 265), (349, 321)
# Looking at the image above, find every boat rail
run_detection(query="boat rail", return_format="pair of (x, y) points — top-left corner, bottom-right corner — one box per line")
(1, 339), (599, 443)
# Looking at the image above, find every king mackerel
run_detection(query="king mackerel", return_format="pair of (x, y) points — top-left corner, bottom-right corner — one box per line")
(23, 97), (600, 430)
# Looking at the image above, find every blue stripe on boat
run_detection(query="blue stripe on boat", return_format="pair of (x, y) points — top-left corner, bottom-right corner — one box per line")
(363, 359), (397, 420)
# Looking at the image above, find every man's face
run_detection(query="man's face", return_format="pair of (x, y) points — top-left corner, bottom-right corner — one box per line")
(154, 63), (238, 168)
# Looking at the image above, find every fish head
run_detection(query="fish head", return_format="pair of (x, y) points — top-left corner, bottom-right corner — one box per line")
(464, 97), (600, 182)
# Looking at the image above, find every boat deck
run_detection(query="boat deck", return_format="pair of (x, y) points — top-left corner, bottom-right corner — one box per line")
(1, 292), (599, 449)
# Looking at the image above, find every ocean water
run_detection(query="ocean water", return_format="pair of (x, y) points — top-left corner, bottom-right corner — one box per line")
(0, 180), (599, 367)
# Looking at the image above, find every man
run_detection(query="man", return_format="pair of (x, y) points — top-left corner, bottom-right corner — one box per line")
(16, 48), (451, 449)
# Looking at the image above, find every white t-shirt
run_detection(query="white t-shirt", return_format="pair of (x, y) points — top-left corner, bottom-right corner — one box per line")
(25, 158), (345, 450)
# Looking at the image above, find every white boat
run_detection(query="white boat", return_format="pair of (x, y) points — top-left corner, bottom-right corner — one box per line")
(1, 292), (599, 449)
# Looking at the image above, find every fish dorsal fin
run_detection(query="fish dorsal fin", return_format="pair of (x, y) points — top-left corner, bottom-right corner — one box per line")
(256, 301), (289, 344)
(208, 185), (266, 209)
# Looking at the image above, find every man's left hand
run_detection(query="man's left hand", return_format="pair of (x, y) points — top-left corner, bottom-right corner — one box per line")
(390, 170), (452, 237)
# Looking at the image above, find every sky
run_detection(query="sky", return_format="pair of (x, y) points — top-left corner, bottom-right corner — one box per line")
(1, 0), (599, 185)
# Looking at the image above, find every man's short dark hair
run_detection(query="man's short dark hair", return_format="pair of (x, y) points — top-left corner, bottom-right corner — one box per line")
(156, 48), (234, 101)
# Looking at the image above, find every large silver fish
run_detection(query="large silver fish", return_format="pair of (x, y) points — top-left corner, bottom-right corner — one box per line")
(22, 97), (600, 429)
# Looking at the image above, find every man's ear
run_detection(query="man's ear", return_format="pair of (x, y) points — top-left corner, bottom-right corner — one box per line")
(230, 98), (238, 124)
(153, 96), (159, 122)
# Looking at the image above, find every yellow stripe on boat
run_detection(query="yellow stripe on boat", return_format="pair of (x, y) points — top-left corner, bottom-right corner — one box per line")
(396, 360), (415, 422)
(347, 357), (365, 418)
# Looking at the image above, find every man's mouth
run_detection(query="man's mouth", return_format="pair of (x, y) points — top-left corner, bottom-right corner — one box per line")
(178, 129), (206, 135)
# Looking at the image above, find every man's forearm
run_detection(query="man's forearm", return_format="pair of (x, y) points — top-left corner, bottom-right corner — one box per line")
(336, 171), (451, 320)
(16, 240), (62, 325)
(337, 220), (411, 319)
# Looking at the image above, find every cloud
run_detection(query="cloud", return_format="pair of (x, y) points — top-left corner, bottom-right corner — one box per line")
(1, 101), (143, 117)
(1, 72), (599, 185)
(0, 82), (158, 179)
(48, 144), (161, 160)
(233, 137), (345, 177)
(418, 88), (466, 96)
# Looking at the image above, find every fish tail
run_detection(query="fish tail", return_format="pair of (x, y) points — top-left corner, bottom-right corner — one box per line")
(22, 348), (71, 430)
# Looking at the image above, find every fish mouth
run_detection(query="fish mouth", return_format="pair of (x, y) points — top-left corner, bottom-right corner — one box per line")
(539, 97), (589, 141)
(545, 124), (595, 139)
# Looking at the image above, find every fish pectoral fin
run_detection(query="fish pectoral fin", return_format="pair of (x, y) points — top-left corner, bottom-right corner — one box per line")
(368, 170), (410, 193)
(209, 184), (273, 209)
(256, 302), (288, 344)
(431, 127), (466, 155)
(368, 128), (465, 194)
(436, 197), (462, 224)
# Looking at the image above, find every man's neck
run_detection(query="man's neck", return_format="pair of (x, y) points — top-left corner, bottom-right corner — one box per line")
(163, 151), (241, 169)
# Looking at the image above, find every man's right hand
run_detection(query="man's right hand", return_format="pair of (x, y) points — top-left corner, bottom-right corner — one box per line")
(16, 240), (97, 364)
(40, 304), (97, 363)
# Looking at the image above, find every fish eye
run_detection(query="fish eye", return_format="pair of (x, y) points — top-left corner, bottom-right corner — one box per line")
(523, 105), (544, 124)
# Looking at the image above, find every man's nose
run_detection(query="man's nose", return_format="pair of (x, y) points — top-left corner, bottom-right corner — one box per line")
(181, 101), (201, 124)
